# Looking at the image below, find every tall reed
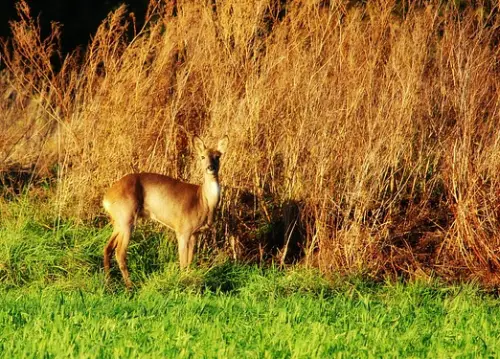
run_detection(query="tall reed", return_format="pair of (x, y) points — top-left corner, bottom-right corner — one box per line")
(2, 0), (500, 283)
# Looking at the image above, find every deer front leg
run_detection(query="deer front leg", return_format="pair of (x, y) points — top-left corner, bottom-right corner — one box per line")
(177, 232), (190, 269)
(187, 234), (197, 266)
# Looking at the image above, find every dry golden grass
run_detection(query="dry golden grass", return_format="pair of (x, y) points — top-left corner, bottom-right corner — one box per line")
(1, 0), (500, 283)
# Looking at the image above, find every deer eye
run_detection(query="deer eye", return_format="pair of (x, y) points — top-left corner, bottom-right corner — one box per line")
(201, 155), (205, 160)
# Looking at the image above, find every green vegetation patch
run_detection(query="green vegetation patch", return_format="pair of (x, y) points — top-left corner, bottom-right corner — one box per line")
(1, 272), (499, 358)
(0, 209), (499, 358)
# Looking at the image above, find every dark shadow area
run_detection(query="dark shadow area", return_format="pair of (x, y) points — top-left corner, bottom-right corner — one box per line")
(223, 187), (306, 266)
(0, 164), (55, 200)
(0, 0), (149, 57)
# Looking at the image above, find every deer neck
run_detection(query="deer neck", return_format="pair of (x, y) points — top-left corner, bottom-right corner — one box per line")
(201, 173), (221, 225)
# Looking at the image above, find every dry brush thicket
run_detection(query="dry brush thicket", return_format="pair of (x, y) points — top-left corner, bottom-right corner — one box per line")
(1, 0), (500, 283)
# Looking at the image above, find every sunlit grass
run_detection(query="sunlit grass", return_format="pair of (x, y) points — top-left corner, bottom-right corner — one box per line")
(1, 270), (499, 358)
(0, 215), (499, 358)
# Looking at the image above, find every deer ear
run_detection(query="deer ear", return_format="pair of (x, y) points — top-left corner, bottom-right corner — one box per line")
(193, 136), (206, 154)
(217, 136), (229, 154)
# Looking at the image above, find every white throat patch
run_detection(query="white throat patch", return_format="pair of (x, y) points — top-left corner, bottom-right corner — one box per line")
(205, 181), (220, 207)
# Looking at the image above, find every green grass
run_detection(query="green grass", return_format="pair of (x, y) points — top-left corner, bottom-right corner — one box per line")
(0, 211), (499, 358)
(1, 275), (499, 358)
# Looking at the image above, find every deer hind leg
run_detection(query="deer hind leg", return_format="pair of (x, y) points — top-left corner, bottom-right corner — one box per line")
(103, 231), (119, 284)
(115, 224), (133, 289)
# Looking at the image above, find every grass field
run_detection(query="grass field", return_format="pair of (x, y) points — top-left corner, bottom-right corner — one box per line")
(2, 266), (500, 358)
(1, 215), (500, 358)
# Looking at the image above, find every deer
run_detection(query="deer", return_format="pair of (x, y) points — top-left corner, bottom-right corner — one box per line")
(102, 135), (229, 289)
